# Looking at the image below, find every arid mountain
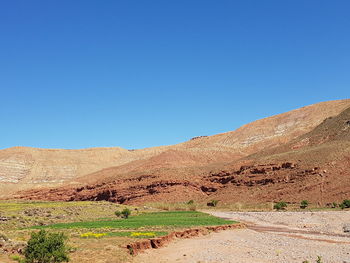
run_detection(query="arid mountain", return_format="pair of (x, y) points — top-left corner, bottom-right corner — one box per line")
(211, 105), (350, 204)
(3, 99), (350, 204)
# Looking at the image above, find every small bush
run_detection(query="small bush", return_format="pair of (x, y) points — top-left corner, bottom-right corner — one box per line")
(187, 200), (194, 205)
(300, 200), (309, 209)
(341, 199), (350, 208)
(331, 202), (338, 208)
(24, 230), (69, 263)
(121, 208), (131, 219)
(273, 202), (287, 211)
(114, 211), (122, 217)
(316, 255), (323, 263)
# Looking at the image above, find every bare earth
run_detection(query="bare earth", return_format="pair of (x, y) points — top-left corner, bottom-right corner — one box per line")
(135, 211), (350, 263)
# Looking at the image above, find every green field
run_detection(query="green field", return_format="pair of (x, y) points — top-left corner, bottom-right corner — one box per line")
(0, 201), (237, 263)
(32, 211), (236, 230)
(79, 231), (168, 239)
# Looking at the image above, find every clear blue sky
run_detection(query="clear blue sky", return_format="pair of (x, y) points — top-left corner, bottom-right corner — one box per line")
(0, 1), (349, 150)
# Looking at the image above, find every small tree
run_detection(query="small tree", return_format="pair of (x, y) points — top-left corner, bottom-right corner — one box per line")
(273, 201), (287, 211)
(24, 230), (69, 263)
(300, 200), (309, 209)
(121, 208), (131, 219)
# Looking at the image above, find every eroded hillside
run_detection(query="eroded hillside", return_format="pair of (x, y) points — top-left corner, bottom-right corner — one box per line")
(8, 99), (350, 204)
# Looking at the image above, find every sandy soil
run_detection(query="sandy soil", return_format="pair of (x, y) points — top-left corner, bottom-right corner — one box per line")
(134, 211), (350, 263)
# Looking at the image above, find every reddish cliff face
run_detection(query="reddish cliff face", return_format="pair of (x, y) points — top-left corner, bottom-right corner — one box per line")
(3, 99), (350, 204)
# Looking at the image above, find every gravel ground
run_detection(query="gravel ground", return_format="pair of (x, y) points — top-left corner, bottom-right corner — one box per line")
(134, 211), (350, 263)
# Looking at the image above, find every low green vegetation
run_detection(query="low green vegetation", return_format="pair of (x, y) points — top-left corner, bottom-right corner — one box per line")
(0, 201), (238, 263)
(300, 200), (309, 209)
(32, 211), (236, 230)
(121, 208), (131, 219)
(0, 200), (138, 231)
(340, 199), (350, 209)
(273, 201), (287, 211)
(114, 208), (132, 219)
(79, 231), (168, 239)
(24, 230), (69, 263)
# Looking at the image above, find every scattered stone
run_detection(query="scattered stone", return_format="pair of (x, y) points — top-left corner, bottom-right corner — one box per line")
(343, 224), (350, 233)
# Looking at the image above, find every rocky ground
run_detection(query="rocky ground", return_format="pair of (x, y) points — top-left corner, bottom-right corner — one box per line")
(135, 211), (350, 263)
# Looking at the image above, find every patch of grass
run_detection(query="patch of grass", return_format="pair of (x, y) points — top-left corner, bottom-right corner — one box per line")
(79, 231), (167, 239)
(31, 211), (236, 230)
(10, 255), (25, 263)
(0, 200), (143, 231)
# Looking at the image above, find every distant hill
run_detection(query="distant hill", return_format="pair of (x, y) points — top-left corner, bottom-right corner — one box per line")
(3, 99), (350, 204)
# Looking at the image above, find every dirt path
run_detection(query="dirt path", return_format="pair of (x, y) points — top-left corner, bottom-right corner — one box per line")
(134, 211), (350, 263)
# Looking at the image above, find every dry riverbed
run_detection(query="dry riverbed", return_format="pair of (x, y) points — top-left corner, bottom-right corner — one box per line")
(135, 211), (350, 263)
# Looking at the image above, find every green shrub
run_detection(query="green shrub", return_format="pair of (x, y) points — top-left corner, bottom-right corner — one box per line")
(316, 255), (323, 263)
(24, 230), (69, 263)
(341, 199), (350, 208)
(121, 208), (131, 219)
(114, 211), (122, 217)
(207, 200), (219, 207)
(331, 202), (338, 208)
(300, 200), (309, 209)
(10, 255), (25, 263)
(273, 201), (287, 211)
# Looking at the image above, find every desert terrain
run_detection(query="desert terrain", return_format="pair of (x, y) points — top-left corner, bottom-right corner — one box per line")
(1, 99), (350, 263)
(136, 211), (350, 263)
(0, 99), (348, 206)
(1, 200), (350, 263)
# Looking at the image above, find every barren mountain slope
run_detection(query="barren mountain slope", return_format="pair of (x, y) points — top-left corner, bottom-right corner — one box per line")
(176, 99), (350, 154)
(0, 146), (170, 196)
(2, 99), (350, 197)
(12, 100), (350, 204)
(206, 106), (350, 204)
